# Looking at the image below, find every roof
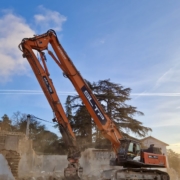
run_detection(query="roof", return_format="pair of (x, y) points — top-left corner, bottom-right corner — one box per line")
(122, 132), (140, 142)
(140, 136), (169, 146)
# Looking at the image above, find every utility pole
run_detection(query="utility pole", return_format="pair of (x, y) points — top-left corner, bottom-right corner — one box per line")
(26, 114), (31, 139)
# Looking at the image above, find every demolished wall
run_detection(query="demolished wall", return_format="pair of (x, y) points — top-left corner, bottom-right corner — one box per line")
(18, 148), (116, 179)
(0, 154), (15, 180)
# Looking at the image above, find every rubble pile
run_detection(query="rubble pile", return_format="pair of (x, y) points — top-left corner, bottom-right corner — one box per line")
(16, 148), (110, 180)
(18, 171), (64, 180)
(18, 175), (98, 180)
(18, 176), (63, 180)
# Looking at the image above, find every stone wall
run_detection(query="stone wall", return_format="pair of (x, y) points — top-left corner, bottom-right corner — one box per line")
(0, 154), (15, 180)
(18, 148), (115, 178)
(0, 131), (25, 152)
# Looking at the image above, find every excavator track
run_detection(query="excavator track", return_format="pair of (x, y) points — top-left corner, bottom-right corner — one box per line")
(101, 168), (170, 180)
(0, 149), (21, 180)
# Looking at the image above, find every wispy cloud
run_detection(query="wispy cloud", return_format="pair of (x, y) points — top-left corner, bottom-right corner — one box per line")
(0, 90), (77, 95)
(91, 38), (106, 47)
(150, 122), (180, 128)
(131, 93), (180, 97)
(155, 67), (174, 88)
(0, 12), (35, 82)
(1, 89), (180, 97)
(34, 5), (67, 32)
(169, 142), (180, 146)
(153, 62), (180, 90)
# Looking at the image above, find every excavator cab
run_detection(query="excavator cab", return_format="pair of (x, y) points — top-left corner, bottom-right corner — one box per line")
(119, 139), (140, 159)
(110, 139), (139, 166)
(110, 139), (140, 166)
(110, 139), (167, 168)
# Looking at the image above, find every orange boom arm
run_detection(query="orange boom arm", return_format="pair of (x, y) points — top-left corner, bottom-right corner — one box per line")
(19, 30), (123, 154)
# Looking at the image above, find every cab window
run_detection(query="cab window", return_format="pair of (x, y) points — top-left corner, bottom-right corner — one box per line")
(136, 144), (140, 151)
(128, 142), (139, 154)
(128, 142), (134, 152)
(118, 141), (128, 154)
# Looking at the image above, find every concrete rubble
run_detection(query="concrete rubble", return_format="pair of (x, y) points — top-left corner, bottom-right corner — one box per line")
(17, 148), (109, 180)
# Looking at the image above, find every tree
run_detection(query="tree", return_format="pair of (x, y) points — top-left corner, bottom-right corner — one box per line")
(12, 112), (60, 154)
(65, 82), (95, 147)
(0, 114), (12, 131)
(167, 149), (180, 176)
(65, 79), (151, 146)
(33, 129), (59, 153)
(12, 111), (29, 133)
(72, 105), (93, 145)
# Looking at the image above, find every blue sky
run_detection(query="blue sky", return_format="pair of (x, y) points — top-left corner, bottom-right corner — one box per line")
(0, 0), (180, 153)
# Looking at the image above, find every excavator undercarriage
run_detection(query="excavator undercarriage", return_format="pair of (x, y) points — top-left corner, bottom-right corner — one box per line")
(102, 168), (170, 180)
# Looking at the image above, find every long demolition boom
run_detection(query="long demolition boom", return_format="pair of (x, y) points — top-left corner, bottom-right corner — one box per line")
(19, 29), (123, 178)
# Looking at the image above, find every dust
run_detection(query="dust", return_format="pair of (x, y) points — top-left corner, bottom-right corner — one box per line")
(17, 148), (113, 180)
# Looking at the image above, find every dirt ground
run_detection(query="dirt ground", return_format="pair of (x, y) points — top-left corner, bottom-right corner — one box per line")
(18, 174), (98, 180)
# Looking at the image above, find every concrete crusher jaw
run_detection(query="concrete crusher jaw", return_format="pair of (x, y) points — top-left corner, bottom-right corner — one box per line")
(0, 149), (20, 180)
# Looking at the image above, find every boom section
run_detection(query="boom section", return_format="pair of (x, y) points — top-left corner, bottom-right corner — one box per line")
(19, 30), (123, 152)
(19, 34), (76, 149)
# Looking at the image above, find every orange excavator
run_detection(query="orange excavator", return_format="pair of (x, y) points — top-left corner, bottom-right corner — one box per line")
(19, 29), (170, 180)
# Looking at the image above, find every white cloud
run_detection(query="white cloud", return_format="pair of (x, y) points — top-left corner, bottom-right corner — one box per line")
(0, 90), (77, 95)
(155, 68), (173, 87)
(169, 142), (180, 146)
(0, 6), (67, 83)
(0, 13), (35, 82)
(131, 93), (180, 97)
(91, 38), (106, 47)
(34, 5), (67, 32)
(153, 62), (180, 90)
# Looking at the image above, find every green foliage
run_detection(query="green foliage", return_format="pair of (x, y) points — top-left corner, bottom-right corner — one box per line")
(0, 114), (12, 131)
(0, 112), (68, 155)
(167, 149), (180, 175)
(10, 111), (63, 154)
(93, 79), (151, 136)
(65, 79), (152, 146)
